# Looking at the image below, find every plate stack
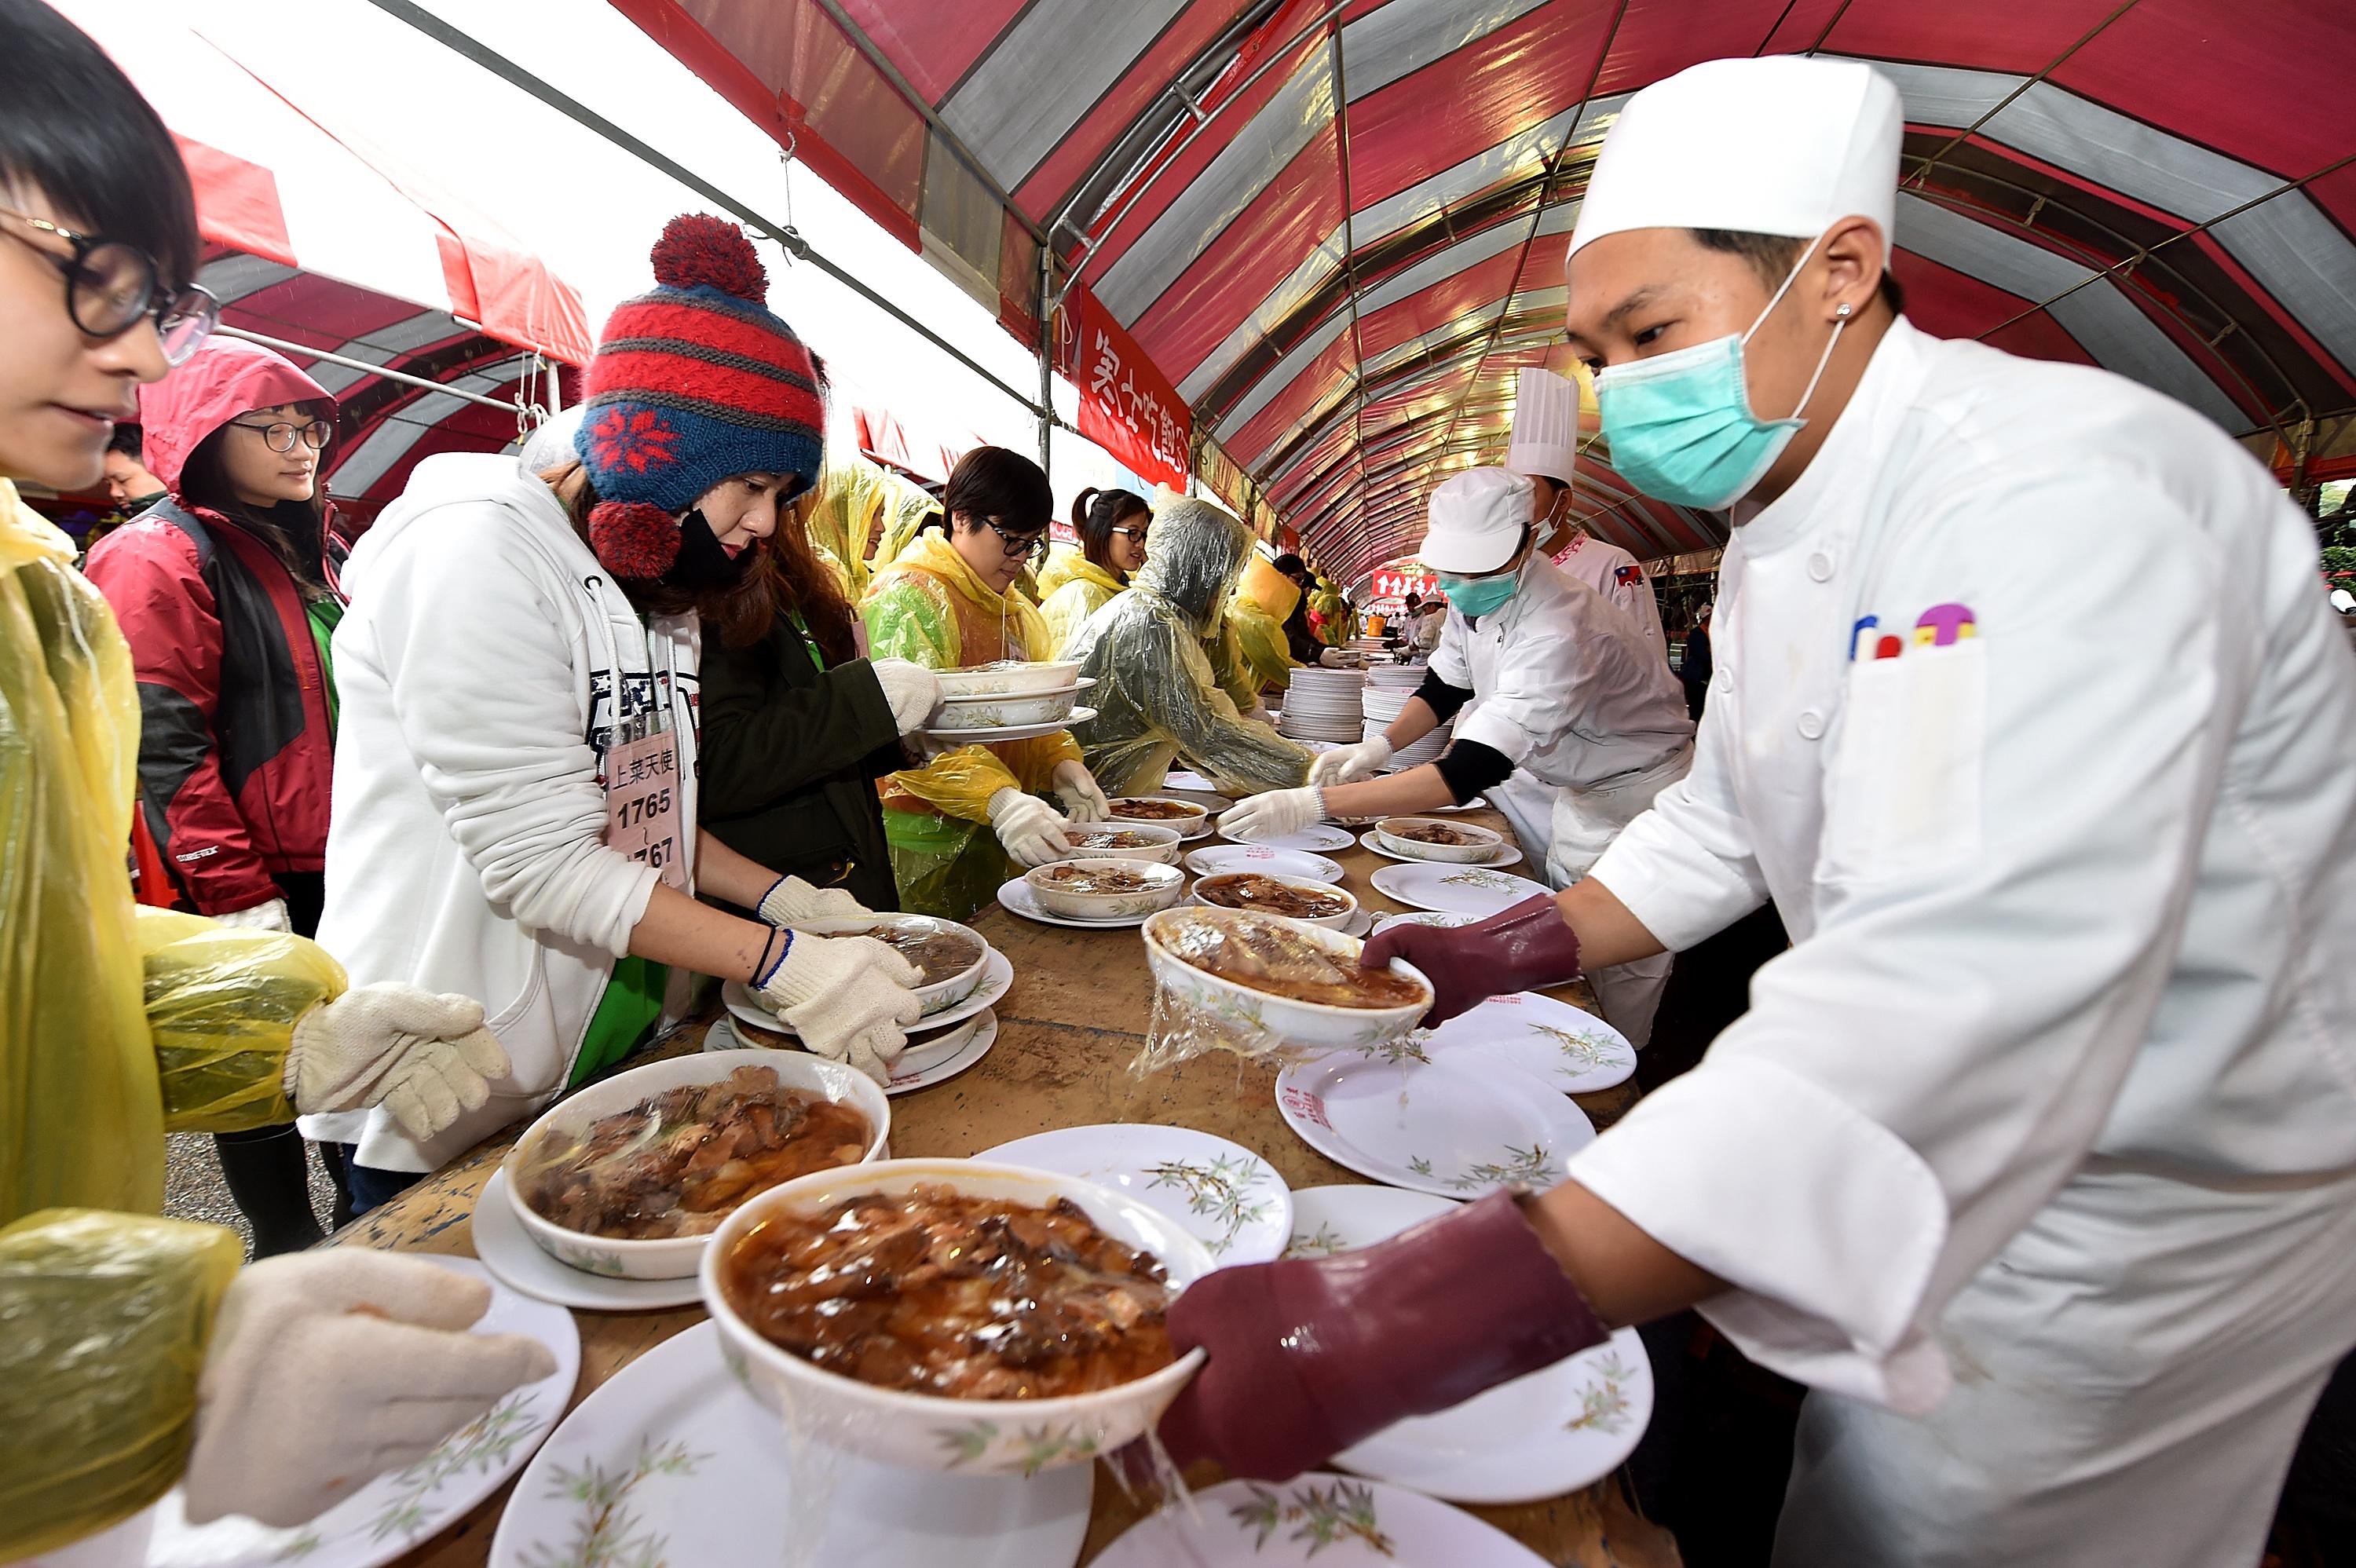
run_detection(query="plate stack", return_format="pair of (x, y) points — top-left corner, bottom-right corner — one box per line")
(1278, 667), (1368, 743)
(1363, 666), (1451, 769)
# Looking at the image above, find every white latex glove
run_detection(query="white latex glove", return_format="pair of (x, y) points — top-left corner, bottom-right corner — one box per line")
(184, 1251), (558, 1527)
(870, 657), (942, 736)
(1308, 734), (1393, 785)
(758, 873), (872, 926)
(213, 897), (291, 932)
(1052, 759), (1110, 823)
(286, 985), (513, 1142)
(1218, 786), (1327, 843)
(987, 788), (1073, 868)
(756, 931), (922, 1083)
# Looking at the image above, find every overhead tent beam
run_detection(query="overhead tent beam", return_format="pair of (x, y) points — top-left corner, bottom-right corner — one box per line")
(216, 324), (532, 416)
(360, 0), (1055, 426)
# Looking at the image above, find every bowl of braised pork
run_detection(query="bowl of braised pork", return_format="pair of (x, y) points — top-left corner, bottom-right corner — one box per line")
(1190, 869), (1359, 930)
(1055, 823), (1184, 864)
(503, 1051), (889, 1280)
(1025, 857), (1187, 919)
(701, 1157), (1213, 1472)
(1105, 796), (1213, 839)
(1141, 906), (1431, 1047)
(781, 912), (990, 1018)
(1374, 816), (1505, 863)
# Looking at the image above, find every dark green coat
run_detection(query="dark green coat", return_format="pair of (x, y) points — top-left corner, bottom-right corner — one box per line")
(698, 612), (903, 912)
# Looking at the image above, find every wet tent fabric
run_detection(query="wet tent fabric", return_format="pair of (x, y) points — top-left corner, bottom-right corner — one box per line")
(610, 0), (2356, 579)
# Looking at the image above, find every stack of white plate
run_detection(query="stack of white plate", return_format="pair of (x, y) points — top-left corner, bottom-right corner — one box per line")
(1363, 679), (1452, 769)
(1278, 667), (1368, 743)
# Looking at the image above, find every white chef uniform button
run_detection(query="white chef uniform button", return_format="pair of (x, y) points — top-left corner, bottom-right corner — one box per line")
(1807, 550), (1835, 581)
(1798, 709), (1827, 740)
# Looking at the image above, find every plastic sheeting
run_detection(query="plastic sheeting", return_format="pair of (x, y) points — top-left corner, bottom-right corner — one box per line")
(1067, 489), (1312, 798)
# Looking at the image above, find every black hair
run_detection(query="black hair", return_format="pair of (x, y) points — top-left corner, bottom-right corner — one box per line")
(0, 0), (200, 293)
(1070, 484), (1147, 576)
(942, 445), (1052, 537)
(1403, 592), (1420, 609)
(177, 400), (337, 595)
(1271, 552), (1307, 578)
(107, 422), (143, 459)
(1690, 228), (1905, 317)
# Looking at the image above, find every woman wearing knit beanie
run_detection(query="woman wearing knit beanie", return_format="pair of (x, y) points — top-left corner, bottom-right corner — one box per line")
(308, 215), (931, 1208)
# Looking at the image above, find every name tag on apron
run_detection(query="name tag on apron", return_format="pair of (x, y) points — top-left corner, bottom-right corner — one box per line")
(603, 712), (689, 890)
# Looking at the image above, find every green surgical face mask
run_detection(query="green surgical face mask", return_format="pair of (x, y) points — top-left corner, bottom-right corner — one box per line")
(1436, 559), (1522, 619)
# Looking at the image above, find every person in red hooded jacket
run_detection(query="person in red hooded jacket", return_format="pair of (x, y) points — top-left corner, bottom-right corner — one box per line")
(84, 333), (347, 1253)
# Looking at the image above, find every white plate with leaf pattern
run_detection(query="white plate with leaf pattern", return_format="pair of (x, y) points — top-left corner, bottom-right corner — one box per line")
(1183, 845), (1345, 883)
(471, 1169), (703, 1310)
(1422, 991), (1637, 1093)
(1092, 1473), (1549, 1566)
(145, 1255), (578, 1568)
(920, 705), (1097, 744)
(1216, 821), (1356, 853)
(997, 875), (1161, 929)
(488, 1322), (1090, 1568)
(1367, 861), (1551, 917)
(723, 947), (1012, 1039)
(1274, 1051), (1593, 1201)
(1370, 911), (1478, 938)
(1356, 828), (1525, 869)
(1282, 1187), (1654, 1504)
(975, 1124), (1293, 1266)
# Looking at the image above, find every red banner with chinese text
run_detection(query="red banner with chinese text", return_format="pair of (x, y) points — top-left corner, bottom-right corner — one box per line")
(1057, 283), (1191, 494)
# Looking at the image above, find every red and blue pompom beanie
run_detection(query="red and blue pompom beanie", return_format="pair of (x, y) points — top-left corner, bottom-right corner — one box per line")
(573, 214), (823, 579)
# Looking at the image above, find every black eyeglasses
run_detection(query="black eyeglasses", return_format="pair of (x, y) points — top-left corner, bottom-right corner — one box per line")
(1110, 523), (1150, 543)
(229, 416), (334, 452)
(0, 206), (218, 366)
(984, 517), (1049, 563)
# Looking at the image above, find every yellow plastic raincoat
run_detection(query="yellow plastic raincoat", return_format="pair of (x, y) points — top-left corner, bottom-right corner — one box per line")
(1037, 546), (1129, 657)
(1226, 553), (1302, 695)
(868, 471), (943, 579)
(1066, 491), (1313, 798)
(861, 532), (1081, 919)
(800, 454), (899, 602)
(0, 479), (347, 1559)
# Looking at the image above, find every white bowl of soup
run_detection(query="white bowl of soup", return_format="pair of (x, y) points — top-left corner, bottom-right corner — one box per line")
(1026, 857), (1187, 919)
(1055, 822), (1183, 864)
(935, 660), (1084, 699)
(503, 1051), (889, 1280)
(1140, 907), (1432, 1048)
(931, 680), (1090, 730)
(782, 913), (990, 1018)
(702, 1158), (1213, 1473)
(1190, 870), (1359, 930)
(1106, 796), (1212, 839)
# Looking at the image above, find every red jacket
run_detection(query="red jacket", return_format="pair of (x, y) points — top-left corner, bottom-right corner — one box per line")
(82, 337), (338, 915)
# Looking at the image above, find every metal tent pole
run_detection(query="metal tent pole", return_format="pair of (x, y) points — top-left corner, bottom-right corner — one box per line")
(215, 324), (531, 415)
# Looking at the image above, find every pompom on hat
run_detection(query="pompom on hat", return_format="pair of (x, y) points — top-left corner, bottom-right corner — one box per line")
(573, 214), (824, 578)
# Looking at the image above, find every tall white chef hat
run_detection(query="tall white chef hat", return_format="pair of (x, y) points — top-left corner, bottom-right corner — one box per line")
(1568, 57), (1903, 266)
(1505, 367), (1580, 484)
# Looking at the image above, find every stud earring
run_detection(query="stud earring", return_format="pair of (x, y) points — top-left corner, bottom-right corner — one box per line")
(1836, 302), (1854, 320)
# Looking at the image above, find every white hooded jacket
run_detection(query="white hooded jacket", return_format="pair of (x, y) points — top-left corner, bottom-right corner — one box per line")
(302, 452), (700, 1171)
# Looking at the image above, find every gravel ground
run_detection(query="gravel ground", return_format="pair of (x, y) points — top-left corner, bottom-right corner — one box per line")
(163, 1131), (342, 1261)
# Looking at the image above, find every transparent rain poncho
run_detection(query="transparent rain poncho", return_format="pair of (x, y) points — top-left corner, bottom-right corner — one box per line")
(862, 532), (1081, 919)
(1, 482), (354, 1557)
(1036, 546), (1129, 658)
(1066, 490), (1314, 799)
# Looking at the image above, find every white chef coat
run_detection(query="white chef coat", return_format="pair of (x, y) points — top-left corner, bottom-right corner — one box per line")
(1430, 557), (1692, 796)
(1565, 319), (2356, 1563)
(1552, 530), (1669, 661)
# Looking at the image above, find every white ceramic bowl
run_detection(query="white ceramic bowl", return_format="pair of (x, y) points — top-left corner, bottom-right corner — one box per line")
(504, 1050), (890, 1280)
(895, 1010), (987, 1075)
(1026, 857), (1186, 919)
(1105, 796), (1212, 839)
(1057, 822), (1183, 864)
(1141, 907), (1432, 1048)
(935, 660), (1084, 699)
(1190, 870), (1359, 930)
(931, 682), (1085, 730)
(784, 913), (990, 1017)
(701, 1158), (1213, 1473)
(1375, 816), (1505, 864)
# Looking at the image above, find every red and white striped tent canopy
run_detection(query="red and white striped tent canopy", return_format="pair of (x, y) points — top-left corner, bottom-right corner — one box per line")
(63, 0), (593, 522)
(610, 0), (2355, 580)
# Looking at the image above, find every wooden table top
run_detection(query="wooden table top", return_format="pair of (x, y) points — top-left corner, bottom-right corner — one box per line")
(358, 807), (1680, 1567)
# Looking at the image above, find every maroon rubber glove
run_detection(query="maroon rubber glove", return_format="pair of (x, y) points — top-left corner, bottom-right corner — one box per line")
(1157, 1190), (1609, 1482)
(1360, 893), (1582, 1026)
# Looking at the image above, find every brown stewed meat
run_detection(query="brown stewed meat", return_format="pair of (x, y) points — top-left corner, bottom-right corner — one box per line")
(722, 1186), (1176, 1399)
(1158, 909), (1427, 1010)
(1107, 799), (1202, 821)
(1196, 872), (1350, 919)
(848, 923), (982, 985)
(1389, 821), (1481, 846)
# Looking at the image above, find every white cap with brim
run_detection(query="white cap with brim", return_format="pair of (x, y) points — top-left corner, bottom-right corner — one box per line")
(1505, 366), (1581, 484)
(1418, 467), (1534, 576)
(1568, 57), (1903, 266)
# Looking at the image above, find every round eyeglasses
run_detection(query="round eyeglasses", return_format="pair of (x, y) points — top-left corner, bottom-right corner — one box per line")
(0, 206), (219, 366)
(228, 417), (334, 453)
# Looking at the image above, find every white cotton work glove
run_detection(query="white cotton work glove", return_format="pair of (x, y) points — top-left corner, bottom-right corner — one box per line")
(183, 1250), (558, 1528)
(1316, 648), (1355, 668)
(213, 897), (292, 932)
(758, 873), (872, 926)
(755, 931), (923, 1083)
(870, 657), (943, 736)
(1052, 759), (1111, 823)
(1308, 734), (1393, 785)
(1218, 786), (1327, 843)
(286, 986), (513, 1143)
(987, 788), (1074, 868)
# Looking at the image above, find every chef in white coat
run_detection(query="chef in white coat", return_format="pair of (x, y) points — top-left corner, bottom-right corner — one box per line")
(1155, 55), (2356, 1568)
(1506, 364), (1670, 662)
(1220, 465), (1692, 1044)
